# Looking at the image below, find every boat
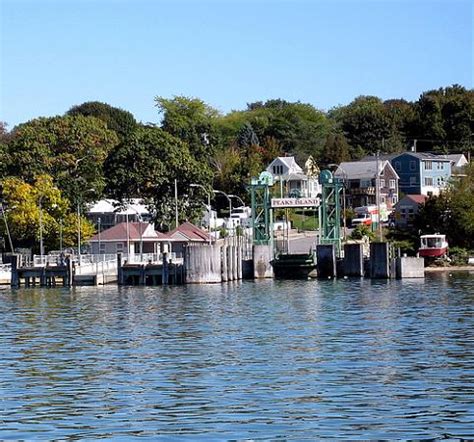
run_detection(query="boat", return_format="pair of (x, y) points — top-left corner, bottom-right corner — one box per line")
(270, 252), (317, 279)
(418, 234), (449, 258)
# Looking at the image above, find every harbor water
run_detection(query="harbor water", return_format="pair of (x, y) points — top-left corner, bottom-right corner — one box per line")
(0, 273), (473, 439)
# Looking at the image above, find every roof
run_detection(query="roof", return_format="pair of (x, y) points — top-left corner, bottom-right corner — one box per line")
(394, 194), (427, 208)
(334, 161), (392, 180)
(89, 222), (168, 242)
(167, 221), (211, 242)
(87, 199), (150, 215)
(267, 156), (304, 174)
(393, 152), (451, 161)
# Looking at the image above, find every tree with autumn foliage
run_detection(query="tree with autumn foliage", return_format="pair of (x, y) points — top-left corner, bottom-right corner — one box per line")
(0, 175), (95, 253)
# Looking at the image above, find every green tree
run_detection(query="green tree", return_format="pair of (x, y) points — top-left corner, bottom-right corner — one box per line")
(105, 125), (210, 228)
(155, 96), (220, 162)
(329, 96), (391, 156)
(414, 163), (474, 249)
(6, 115), (119, 204)
(0, 175), (94, 252)
(67, 101), (138, 140)
(320, 133), (351, 166)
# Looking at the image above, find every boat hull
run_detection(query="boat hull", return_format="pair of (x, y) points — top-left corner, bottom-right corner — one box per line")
(419, 247), (448, 258)
(270, 254), (317, 279)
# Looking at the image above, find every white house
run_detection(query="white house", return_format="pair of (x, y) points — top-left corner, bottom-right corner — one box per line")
(266, 156), (321, 198)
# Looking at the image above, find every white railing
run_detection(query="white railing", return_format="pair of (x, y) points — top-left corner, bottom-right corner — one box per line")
(74, 259), (118, 276)
(124, 252), (183, 265)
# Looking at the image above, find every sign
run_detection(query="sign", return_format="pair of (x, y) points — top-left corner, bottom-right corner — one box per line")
(271, 197), (320, 208)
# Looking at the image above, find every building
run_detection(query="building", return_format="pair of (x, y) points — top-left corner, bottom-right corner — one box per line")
(266, 156), (321, 198)
(390, 152), (451, 196)
(88, 222), (171, 255)
(444, 153), (469, 177)
(166, 221), (212, 256)
(393, 194), (427, 228)
(86, 199), (152, 230)
(334, 160), (399, 209)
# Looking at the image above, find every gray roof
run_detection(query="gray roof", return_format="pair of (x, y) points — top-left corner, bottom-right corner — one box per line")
(394, 152), (451, 161)
(334, 161), (386, 180)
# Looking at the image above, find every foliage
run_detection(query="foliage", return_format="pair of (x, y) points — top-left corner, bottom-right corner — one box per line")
(67, 101), (138, 140)
(414, 163), (474, 249)
(6, 115), (119, 203)
(0, 175), (94, 252)
(105, 125), (210, 228)
(448, 247), (471, 266)
(390, 239), (417, 256)
(350, 224), (376, 241)
(320, 132), (351, 166)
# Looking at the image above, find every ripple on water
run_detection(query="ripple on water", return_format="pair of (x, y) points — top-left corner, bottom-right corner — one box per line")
(0, 274), (473, 439)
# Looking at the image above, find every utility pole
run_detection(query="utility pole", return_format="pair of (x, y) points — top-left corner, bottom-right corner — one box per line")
(376, 150), (383, 241)
(174, 179), (179, 229)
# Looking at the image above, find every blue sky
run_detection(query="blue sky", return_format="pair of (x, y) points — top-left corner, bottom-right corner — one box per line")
(1, 0), (472, 127)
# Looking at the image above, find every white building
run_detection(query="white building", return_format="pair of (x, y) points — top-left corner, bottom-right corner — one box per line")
(86, 199), (152, 230)
(266, 156), (321, 198)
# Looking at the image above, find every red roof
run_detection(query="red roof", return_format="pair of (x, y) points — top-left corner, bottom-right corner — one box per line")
(167, 221), (211, 242)
(90, 222), (168, 242)
(406, 194), (427, 204)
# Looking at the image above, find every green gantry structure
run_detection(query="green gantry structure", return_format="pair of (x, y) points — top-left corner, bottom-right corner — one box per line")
(319, 170), (343, 252)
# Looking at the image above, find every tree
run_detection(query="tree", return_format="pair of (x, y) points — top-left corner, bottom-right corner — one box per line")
(0, 175), (94, 252)
(329, 96), (391, 156)
(105, 125), (211, 228)
(155, 96), (220, 162)
(411, 85), (474, 152)
(414, 163), (474, 249)
(320, 133), (351, 166)
(6, 115), (119, 204)
(67, 101), (138, 140)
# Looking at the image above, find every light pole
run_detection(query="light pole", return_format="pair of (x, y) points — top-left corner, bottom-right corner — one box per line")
(190, 183), (212, 245)
(59, 218), (63, 253)
(38, 195), (44, 257)
(228, 194), (245, 207)
(213, 190), (232, 218)
(97, 217), (101, 255)
(0, 202), (14, 253)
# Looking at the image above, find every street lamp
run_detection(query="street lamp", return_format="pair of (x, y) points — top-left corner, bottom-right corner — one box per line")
(190, 183), (212, 245)
(0, 202), (14, 253)
(213, 190), (232, 218)
(228, 194), (245, 207)
(97, 217), (101, 255)
(38, 195), (44, 257)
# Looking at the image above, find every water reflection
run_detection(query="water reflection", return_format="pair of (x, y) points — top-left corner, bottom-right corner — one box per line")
(0, 274), (473, 439)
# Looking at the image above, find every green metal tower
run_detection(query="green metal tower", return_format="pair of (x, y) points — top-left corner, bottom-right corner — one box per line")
(249, 172), (273, 245)
(319, 170), (343, 252)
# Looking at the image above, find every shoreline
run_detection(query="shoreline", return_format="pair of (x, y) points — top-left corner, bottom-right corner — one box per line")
(425, 266), (474, 273)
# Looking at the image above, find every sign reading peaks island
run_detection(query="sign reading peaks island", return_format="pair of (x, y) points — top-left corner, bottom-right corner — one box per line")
(271, 197), (320, 208)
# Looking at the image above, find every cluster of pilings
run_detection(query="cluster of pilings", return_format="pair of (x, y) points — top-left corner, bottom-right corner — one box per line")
(118, 253), (185, 285)
(10, 254), (73, 287)
(316, 242), (424, 279)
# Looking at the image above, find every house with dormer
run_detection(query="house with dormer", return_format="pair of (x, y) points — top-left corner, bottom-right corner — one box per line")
(266, 156), (321, 197)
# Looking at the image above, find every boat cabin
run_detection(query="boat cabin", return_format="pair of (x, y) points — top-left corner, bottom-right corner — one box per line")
(419, 234), (448, 258)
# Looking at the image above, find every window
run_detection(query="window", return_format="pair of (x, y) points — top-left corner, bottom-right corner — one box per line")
(381, 196), (385, 203)
(380, 179), (385, 188)
(99, 243), (106, 254)
(389, 179), (396, 189)
(394, 161), (401, 171)
(409, 161), (416, 171)
(272, 165), (284, 175)
(410, 176), (417, 185)
(437, 161), (442, 170)
(392, 196), (398, 204)
(425, 161), (432, 170)
(116, 243), (124, 253)
(424, 177), (433, 186)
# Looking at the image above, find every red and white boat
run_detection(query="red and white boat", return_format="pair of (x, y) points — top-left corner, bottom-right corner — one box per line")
(419, 234), (449, 258)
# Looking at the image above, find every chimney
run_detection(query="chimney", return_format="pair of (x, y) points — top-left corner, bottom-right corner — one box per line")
(411, 139), (417, 152)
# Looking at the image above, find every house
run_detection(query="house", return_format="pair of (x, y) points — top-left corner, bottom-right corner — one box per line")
(88, 222), (171, 255)
(86, 199), (152, 230)
(266, 156), (321, 198)
(334, 160), (399, 209)
(444, 153), (469, 177)
(393, 194), (427, 228)
(390, 152), (451, 196)
(166, 221), (212, 256)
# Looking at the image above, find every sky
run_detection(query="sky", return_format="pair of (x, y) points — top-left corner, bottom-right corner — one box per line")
(0, 0), (472, 128)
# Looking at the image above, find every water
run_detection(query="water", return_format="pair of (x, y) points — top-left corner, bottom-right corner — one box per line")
(0, 273), (473, 440)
